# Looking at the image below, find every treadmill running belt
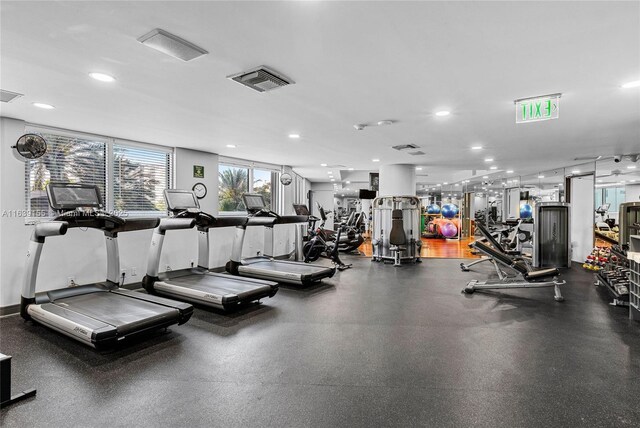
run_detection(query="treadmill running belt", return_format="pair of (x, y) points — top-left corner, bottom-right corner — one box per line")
(164, 275), (273, 297)
(245, 260), (331, 274)
(53, 292), (179, 335)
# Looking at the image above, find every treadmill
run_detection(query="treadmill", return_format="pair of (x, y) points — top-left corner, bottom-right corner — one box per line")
(142, 189), (278, 310)
(226, 193), (336, 286)
(21, 183), (193, 350)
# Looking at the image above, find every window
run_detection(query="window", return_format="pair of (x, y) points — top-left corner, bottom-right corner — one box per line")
(218, 164), (249, 212)
(24, 126), (172, 221)
(113, 143), (172, 214)
(218, 158), (280, 214)
(252, 169), (272, 209)
(25, 130), (107, 219)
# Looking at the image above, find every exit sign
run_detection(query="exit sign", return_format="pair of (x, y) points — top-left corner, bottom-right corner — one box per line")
(515, 93), (561, 123)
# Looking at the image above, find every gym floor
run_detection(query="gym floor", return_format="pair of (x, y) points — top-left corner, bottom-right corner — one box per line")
(1, 256), (638, 427)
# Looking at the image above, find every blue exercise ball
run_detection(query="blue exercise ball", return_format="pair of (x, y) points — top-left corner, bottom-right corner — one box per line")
(520, 203), (533, 219)
(427, 204), (440, 214)
(442, 204), (459, 219)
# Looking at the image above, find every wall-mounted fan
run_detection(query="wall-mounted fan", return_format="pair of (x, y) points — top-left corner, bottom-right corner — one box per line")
(12, 134), (47, 159)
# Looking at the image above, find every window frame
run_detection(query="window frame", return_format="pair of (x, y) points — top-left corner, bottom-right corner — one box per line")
(24, 124), (174, 223)
(218, 156), (280, 216)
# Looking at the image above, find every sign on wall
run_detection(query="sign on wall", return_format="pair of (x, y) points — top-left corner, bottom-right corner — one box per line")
(193, 165), (204, 178)
(369, 173), (379, 191)
(515, 93), (561, 123)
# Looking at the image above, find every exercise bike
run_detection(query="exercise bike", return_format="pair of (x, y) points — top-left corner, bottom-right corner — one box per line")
(294, 204), (351, 270)
(316, 203), (365, 253)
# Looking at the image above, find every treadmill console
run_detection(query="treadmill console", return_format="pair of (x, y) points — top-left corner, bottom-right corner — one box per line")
(243, 193), (268, 215)
(47, 183), (103, 210)
(293, 204), (310, 216)
(164, 189), (200, 212)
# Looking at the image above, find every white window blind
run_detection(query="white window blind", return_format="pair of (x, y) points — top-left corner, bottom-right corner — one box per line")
(112, 143), (172, 215)
(23, 126), (173, 220)
(25, 130), (107, 219)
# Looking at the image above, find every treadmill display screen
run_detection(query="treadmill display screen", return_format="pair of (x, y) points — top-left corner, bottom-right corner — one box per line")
(47, 184), (102, 210)
(293, 204), (310, 216)
(243, 194), (265, 211)
(165, 190), (199, 210)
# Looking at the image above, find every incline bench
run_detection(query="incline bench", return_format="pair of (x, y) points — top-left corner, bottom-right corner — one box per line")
(463, 234), (565, 302)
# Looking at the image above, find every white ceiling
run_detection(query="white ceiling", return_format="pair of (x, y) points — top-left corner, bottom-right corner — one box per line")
(1, 1), (639, 186)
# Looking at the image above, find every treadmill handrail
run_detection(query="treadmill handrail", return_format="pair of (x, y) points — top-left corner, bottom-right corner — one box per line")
(159, 218), (196, 233)
(33, 221), (68, 242)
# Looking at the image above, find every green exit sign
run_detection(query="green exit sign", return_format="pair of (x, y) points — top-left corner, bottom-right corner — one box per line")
(515, 93), (561, 123)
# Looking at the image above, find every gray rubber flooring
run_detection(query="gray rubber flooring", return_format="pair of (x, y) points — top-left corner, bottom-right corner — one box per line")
(1, 257), (638, 427)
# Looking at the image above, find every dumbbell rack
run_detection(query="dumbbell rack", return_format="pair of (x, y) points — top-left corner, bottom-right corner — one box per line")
(628, 236), (640, 321)
(594, 246), (630, 307)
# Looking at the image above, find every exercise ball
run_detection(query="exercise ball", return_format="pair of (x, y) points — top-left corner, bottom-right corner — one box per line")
(441, 204), (459, 219)
(440, 220), (458, 238)
(427, 204), (440, 214)
(520, 204), (533, 219)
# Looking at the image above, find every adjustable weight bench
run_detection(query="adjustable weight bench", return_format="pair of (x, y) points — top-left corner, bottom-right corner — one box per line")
(460, 222), (522, 271)
(463, 241), (565, 301)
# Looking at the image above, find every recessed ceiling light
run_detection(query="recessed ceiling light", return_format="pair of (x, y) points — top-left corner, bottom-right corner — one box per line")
(506, 170), (514, 174)
(571, 169), (580, 174)
(320, 163), (327, 167)
(437, 183), (442, 186)
(32, 102), (55, 109)
(226, 144), (236, 148)
(622, 80), (640, 89)
(538, 175), (545, 178)
(482, 175), (488, 179)
(597, 179), (603, 183)
(631, 179), (637, 183)
(471, 146), (482, 150)
(330, 179), (335, 182)
(341, 194), (345, 197)
(348, 167), (354, 171)
(443, 182), (448, 185)
(627, 165), (637, 169)
(346, 181), (351, 184)
(377, 120), (393, 126)
(490, 166), (498, 170)
(435, 110), (450, 117)
(327, 171), (333, 174)
(89, 72), (116, 82)
(288, 134), (300, 139)
(415, 167), (423, 171)
(484, 158), (494, 162)
(372, 158), (380, 162)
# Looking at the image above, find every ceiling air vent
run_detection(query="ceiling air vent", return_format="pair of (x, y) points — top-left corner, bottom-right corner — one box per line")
(1, 90), (23, 103)
(409, 151), (426, 156)
(227, 66), (293, 92)
(392, 144), (420, 151)
(138, 29), (208, 61)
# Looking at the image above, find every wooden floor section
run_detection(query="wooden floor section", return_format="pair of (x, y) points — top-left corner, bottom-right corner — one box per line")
(358, 235), (481, 259)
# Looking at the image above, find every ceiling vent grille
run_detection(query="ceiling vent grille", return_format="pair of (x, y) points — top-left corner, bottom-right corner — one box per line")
(227, 66), (293, 92)
(409, 151), (426, 156)
(138, 29), (208, 61)
(392, 144), (420, 151)
(1, 90), (23, 103)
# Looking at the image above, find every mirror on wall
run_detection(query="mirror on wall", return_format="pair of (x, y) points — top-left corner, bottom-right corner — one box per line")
(595, 158), (640, 248)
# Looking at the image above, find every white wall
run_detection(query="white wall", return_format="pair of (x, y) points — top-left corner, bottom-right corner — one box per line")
(626, 184), (640, 202)
(570, 174), (595, 262)
(379, 164), (416, 196)
(310, 182), (335, 230)
(175, 147), (219, 215)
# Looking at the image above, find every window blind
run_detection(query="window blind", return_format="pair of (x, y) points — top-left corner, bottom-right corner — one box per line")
(25, 130), (107, 219)
(112, 143), (172, 214)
